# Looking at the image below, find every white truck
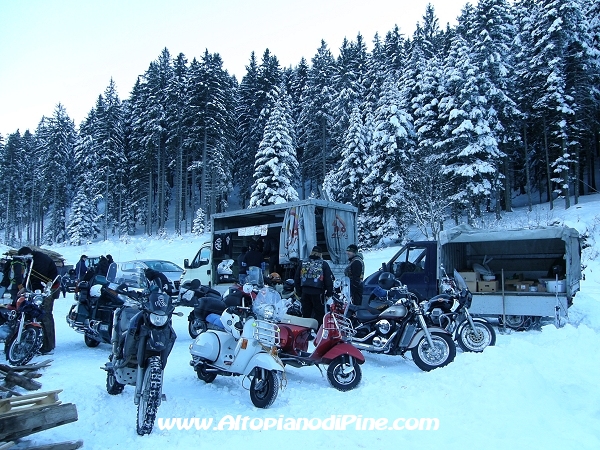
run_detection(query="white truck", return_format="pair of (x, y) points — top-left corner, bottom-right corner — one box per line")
(180, 199), (359, 288)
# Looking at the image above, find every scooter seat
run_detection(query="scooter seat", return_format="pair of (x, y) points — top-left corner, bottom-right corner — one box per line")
(280, 314), (319, 331)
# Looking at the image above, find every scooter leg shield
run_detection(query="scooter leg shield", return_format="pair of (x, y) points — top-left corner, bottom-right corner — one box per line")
(320, 343), (365, 365)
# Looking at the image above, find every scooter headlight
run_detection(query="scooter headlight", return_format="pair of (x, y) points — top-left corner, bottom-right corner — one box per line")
(149, 312), (168, 326)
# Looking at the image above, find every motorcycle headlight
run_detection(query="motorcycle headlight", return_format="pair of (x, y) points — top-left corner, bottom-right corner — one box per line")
(149, 312), (168, 326)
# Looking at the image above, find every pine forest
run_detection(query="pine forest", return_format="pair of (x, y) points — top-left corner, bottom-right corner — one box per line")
(1, 0), (599, 248)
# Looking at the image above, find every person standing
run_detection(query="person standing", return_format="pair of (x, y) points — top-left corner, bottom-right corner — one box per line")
(8, 256), (26, 304)
(262, 235), (279, 274)
(237, 246), (248, 284)
(75, 255), (88, 281)
(17, 246), (59, 354)
(243, 243), (263, 270)
(294, 246), (334, 329)
(345, 244), (364, 306)
(96, 255), (109, 277)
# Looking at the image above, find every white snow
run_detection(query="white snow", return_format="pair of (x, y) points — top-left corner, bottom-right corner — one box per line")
(2, 195), (600, 449)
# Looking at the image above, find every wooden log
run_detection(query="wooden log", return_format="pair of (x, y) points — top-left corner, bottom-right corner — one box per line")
(0, 441), (15, 449)
(0, 360), (52, 372)
(4, 373), (41, 391)
(0, 386), (21, 398)
(0, 403), (78, 442)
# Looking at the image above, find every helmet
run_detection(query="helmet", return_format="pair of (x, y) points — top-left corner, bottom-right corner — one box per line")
(378, 272), (396, 290)
(221, 307), (243, 339)
(270, 273), (282, 283)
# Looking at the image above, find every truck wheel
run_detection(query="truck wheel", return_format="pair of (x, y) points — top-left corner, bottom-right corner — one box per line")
(501, 315), (539, 331)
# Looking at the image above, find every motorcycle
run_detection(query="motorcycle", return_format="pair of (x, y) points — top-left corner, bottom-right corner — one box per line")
(4, 273), (58, 366)
(66, 265), (130, 348)
(345, 272), (456, 372)
(277, 277), (365, 391)
(102, 267), (183, 435)
(422, 267), (496, 352)
(189, 282), (285, 408)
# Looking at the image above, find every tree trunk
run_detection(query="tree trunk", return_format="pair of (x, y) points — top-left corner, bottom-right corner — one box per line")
(543, 117), (553, 210)
(201, 129), (208, 229)
(523, 123), (532, 212)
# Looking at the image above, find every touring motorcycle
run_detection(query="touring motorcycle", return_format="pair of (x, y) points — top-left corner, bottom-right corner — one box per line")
(422, 267), (496, 352)
(102, 267), (182, 435)
(345, 272), (456, 371)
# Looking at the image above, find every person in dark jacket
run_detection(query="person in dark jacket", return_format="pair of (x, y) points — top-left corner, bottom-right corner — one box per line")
(17, 246), (59, 354)
(237, 247), (248, 284)
(262, 235), (279, 274)
(345, 244), (364, 306)
(96, 255), (109, 277)
(294, 246), (334, 328)
(243, 243), (264, 270)
(75, 255), (88, 281)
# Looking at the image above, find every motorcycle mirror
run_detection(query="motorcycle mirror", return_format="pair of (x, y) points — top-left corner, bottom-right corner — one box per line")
(174, 311), (184, 317)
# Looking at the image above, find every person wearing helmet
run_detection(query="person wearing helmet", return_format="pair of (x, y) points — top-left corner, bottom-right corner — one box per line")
(345, 244), (364, 306)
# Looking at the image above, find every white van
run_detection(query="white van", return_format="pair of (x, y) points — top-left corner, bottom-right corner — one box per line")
(180, 241), (212, 287)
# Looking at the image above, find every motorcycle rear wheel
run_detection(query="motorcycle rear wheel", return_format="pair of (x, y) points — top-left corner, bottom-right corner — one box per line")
(188, 319), (207, 339)
(84, 334), (101, 348)
(106, 368), (125, 395)
(411, 331), (456, 372)
(250, 369), (279, 409)
(327, 355), (362, 391)
(5, 325), (43, 366)
(456, 321), (496, 352)
(136, 356), (163, 436)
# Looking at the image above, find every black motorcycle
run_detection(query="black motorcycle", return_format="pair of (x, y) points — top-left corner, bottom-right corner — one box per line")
(66, 272), (126, 348)
(102, 269), (183, 436)
(345, 273), (456, 372)
(422, 268), (496, 352)
(3, 290), (46, 366)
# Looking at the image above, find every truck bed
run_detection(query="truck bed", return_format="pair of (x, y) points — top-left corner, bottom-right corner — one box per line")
(469, 291), (569, 317)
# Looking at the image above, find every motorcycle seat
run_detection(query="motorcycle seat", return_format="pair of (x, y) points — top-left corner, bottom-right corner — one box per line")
(279, 314), (319, 331)
(354, 307), (382, 322)
(197, 297), (227, 316)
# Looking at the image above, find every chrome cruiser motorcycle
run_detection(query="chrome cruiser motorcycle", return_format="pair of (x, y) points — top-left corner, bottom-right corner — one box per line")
(422, 267), (496, 352)
(345, 273), (456, 372)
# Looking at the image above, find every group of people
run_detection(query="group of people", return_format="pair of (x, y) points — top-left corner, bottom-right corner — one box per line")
(294, 243), (364, 330)
(237, 235), (279, 284)
(1, 250), (116, 356)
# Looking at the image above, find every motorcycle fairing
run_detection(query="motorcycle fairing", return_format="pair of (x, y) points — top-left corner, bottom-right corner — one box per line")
(317, 342), (365, 365)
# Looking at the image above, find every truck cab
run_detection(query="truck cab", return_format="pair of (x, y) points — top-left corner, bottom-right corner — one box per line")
(363, 241), (438, 303)
(180, 241), (212, 287)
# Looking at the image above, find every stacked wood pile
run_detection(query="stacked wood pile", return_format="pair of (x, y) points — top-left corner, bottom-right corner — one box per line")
(0, 360), (81, 450)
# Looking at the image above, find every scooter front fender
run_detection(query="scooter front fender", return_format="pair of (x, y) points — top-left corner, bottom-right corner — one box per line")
(407, 326), (449, 349)
(320, 342), (365, 364)
(242, 351), (284, 376)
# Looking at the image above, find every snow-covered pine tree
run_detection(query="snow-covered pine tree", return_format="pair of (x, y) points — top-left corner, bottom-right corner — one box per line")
(249, 97), (299, 207)
(360, 77), (415, 246)
(192, 207), (206, 235)
(323, 105), (367, 208)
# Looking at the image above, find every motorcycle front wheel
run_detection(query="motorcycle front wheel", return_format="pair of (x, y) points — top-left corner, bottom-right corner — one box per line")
(136, 356), (163, 436)
(5, 324), (43, 366)
(327, 355), (362, 391)
(411, 331), (456, 372)
(250, 369), (279, 409)
(84, 334), (101, 348)
(188, 318), (207, 339)
(456, 320), (496, 352)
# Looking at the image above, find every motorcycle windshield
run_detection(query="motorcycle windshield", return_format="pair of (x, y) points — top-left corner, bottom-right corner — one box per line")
(453, 269), (468, 292)
(147, 291), (172, 315)
(252, 286), (286, 320)
(113, 266), (149, 290)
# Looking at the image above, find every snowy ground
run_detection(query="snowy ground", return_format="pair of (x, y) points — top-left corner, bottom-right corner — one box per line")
(2, 195), (600, 449)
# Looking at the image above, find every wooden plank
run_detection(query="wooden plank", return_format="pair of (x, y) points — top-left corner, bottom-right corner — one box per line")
(0, 390), (62, 416)
(0, 403), (78, 442)
(14, 439), (83, 450)
(0, 441), (14, 450)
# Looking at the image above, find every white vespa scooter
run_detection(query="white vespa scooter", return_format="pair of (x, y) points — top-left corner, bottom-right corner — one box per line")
(189, 284), (285, 408)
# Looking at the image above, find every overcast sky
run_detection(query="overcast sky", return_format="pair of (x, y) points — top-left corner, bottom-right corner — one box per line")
(0, 0), (467, 137)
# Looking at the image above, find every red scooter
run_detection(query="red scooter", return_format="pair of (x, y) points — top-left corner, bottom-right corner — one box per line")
(276, 280), (365, 391)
